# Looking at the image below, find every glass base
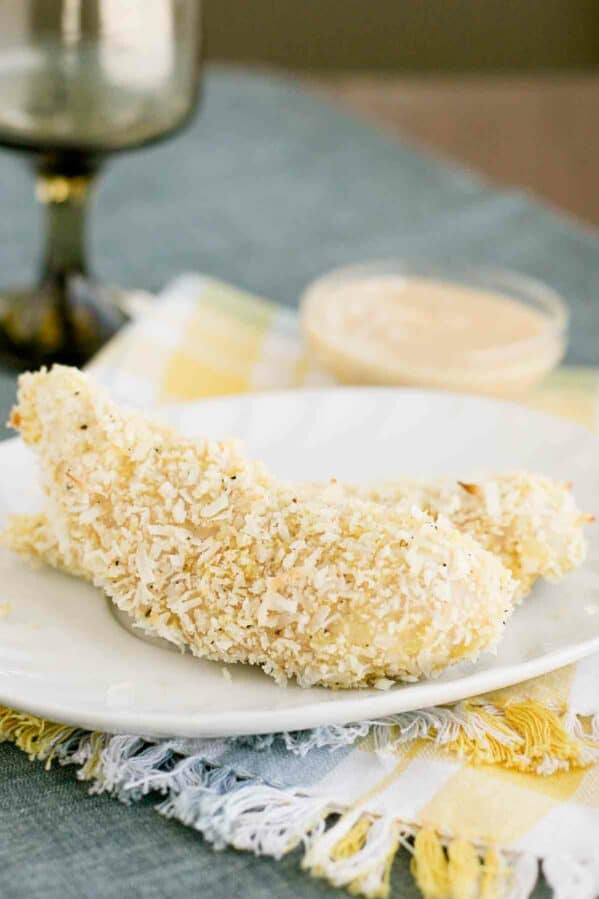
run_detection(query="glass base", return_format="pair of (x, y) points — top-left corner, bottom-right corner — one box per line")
(0, 273), (129, 370)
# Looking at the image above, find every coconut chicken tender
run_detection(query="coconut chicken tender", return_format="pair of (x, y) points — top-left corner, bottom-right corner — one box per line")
(3, 366), (516, 688)
(326, 475), (591, 600)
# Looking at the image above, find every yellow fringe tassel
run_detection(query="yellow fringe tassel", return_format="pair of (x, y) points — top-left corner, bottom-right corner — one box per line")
(411, 829), (450, 899)
(330, 816), (372, 862)
(437, 698), (595, 772)
(0, 704), (77, 769)
(502, 701), (583, 768)
(480, 847), (504, 899)
(412, 830), (506, 899)
(447, 839), (481, 899)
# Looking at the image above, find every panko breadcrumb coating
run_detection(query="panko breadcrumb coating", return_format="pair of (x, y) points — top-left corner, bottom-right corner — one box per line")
(3, 366), (516, 688)
(322, 475), (591, 600)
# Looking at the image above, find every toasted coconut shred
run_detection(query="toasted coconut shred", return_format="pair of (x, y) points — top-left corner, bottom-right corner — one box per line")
(3, 366), (523, 689)
(335, 473), (589, 600)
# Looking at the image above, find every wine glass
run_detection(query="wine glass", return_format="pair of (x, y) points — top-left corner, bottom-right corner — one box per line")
(0, 0), (201, 369)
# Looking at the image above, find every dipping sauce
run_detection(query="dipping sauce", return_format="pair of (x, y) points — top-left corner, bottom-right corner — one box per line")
(301, 266), (567, 397)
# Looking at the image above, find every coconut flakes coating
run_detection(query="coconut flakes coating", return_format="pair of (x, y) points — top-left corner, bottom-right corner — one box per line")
(3, 366), (516, 688)
(323, 474), (590, 600)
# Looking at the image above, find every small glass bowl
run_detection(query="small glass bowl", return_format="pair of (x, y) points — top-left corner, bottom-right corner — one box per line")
(300, 260), (568, 397)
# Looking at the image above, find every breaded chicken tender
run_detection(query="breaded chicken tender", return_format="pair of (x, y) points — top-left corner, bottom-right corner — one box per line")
(2, 366), (516, 688)
(324, 475), (591, 600)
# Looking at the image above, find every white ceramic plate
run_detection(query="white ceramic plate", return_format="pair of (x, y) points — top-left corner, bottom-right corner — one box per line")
(1, 388), (598, 738)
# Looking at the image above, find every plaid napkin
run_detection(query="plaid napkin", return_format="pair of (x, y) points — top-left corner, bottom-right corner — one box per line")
(3, 275), (599, 899)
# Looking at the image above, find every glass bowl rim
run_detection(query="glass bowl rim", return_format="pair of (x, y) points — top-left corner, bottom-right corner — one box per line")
(300, 258), (569, 365)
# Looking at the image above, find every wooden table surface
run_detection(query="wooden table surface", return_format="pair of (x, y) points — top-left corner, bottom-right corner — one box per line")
(309, 73), (599, 228)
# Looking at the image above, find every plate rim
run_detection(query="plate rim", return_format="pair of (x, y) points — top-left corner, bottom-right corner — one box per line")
(159, 382), (595, 433)
(1, 633), (599, 738)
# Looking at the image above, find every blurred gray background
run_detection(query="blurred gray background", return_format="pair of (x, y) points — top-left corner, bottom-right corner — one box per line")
(202, 0), (599, 225)
(204, 0), (599, 73)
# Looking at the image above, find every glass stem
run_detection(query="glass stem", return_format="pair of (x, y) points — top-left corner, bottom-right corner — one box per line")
(36, 168), (96, 282)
